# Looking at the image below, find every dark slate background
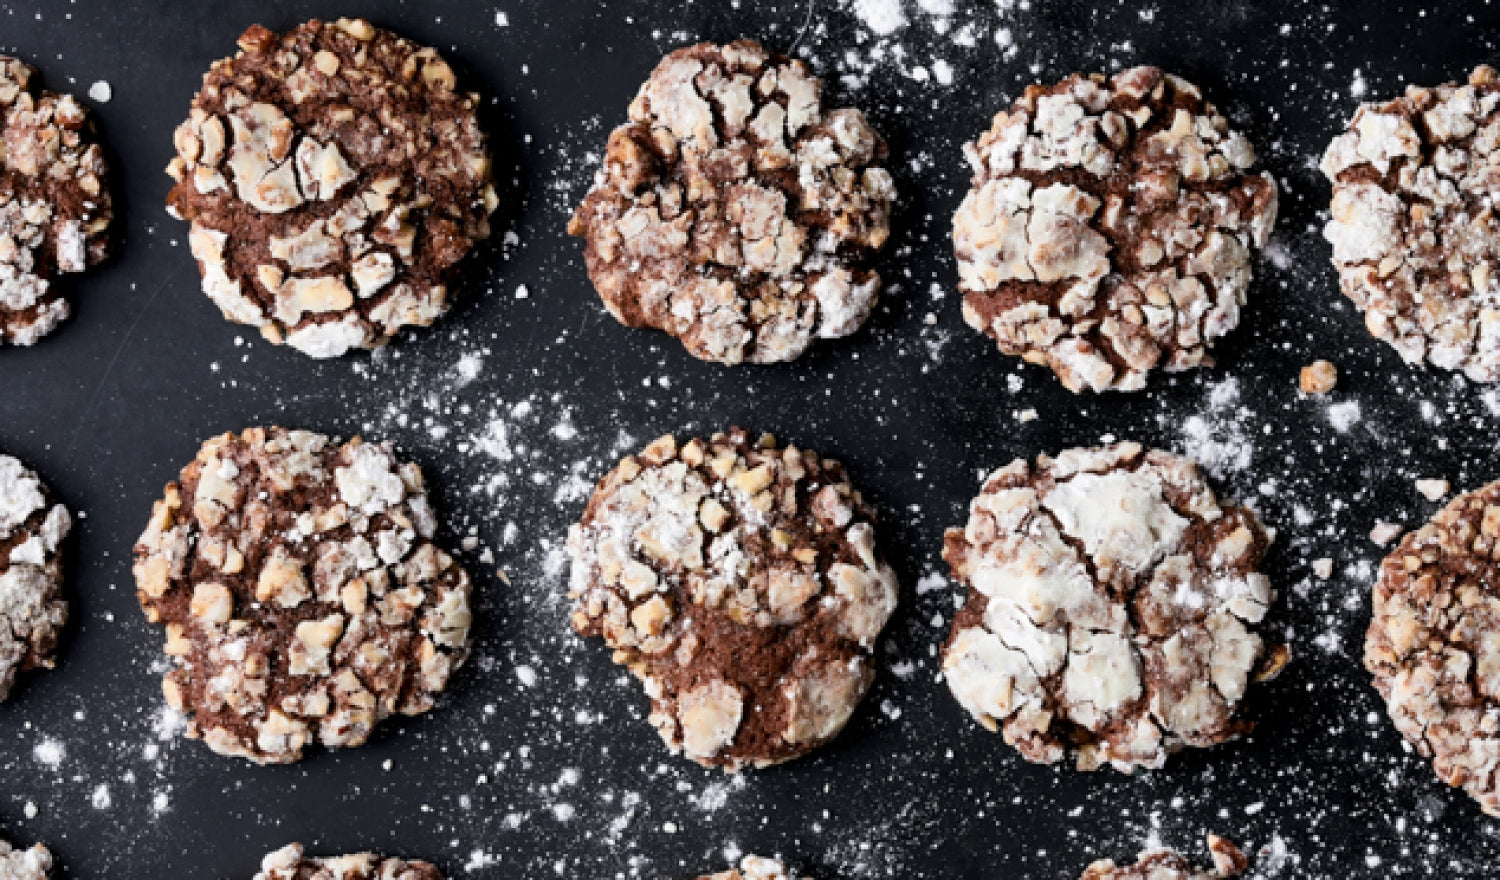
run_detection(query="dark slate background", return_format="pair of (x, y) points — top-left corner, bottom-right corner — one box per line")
(1, 0), (1498, 877)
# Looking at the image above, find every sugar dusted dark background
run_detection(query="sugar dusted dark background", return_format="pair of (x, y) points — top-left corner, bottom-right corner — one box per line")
(2, 0), (1500, 877)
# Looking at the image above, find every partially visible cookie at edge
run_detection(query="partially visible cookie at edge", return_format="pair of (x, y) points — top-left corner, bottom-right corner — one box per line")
(1365, 476), (1500, 816)
(132, 427), (473, 763)
(941, 442), (1286, 771)
(696, 855), (808, 880)
(568, 40), (896, 364)
(567, 428), (899, 770)
(1080, 836), (1248, 880)
(953, 66), (1277, 392)
(0, 837), (52, 880)
(166, 18), (498, 358)
(253, 843), (441, 880)
(1322, 65), (1500, 381)
(0, 56), (112, 346)
(0, 452), (71, 702)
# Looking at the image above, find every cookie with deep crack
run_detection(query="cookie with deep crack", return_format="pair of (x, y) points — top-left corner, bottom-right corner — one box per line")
(0, 56), (112, 346)
(1322, 65), (1500, 381)
(1365, 476), (1500, 816)
(132, 428), (473, 763)
(254, 844), (440, 880)
(953, 66), (1277, 392)
(567, 40), (895, 364)
(695, 856), (807, 880)
(0, 836), (52, 880)
(0, 452), (71, 702)
(1080, 836), (1247, 880)
(166, 19), (498, 358)
(941, 442), (1286, 771)
(567, 428), (898, 769)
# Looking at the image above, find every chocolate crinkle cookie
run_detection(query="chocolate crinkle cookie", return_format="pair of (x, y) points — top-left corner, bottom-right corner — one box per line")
(0, 56), (112, 346)
(0, 453), (71, 702)
(254, 844), (441, 880)
(1364, 477), (1500, 816)
(696, 856), (808, 880)
(1322, 65), (1500, 382)
(567, 429), (898, 770)
(166, 19), (498, 359)
(0, 837), (52, 880)
(941, 442), (1287, 772)
(132, 428), (473, 764)
(953, 66), (1278, 392)
(1080, 836), (1248, 880)
(567, 40), (896, 364)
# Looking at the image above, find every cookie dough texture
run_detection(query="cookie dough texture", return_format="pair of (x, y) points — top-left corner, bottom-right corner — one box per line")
(567, 40), (895, 364)
(0, 56), (112, 346)
(254, 844), (440, 880)
(567, 429), (898, 769)
(1322, 65), (1500, 381)
(166, 19), (498, 358)
(1080, 836), (1247, 880)
(696, 856), (806, 880)
(1365, 477), (1500, 816)
(0, 838), (51, 880)
(0, 453), (71, 702)
(132, 428), (473, 763)
(942, 442), (1285, 771)
(954, 66), (1277, 392)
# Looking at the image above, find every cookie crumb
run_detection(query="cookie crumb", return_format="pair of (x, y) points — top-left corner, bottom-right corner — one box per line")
(87, 80), (111, 103)
(1312, 557), (1334, 579)
(1299, 359), (1338, 394)
(1414, 478), (1449, 501)
(1370, 520), (1403, 547)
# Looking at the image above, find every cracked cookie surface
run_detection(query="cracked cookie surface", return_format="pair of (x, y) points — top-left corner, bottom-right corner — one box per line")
(953, 66), (1277, 392)
(567, 40), (895, 364)
(1365, 477), (1500, 816)
(567, 428), (898, 770)
(695, 856), (807, 880)
(132, 428), (473, 764)
(166, 18), (498, 358)
(1080, 836), (1247, 880)
(0, 56), (111, 346)
(0, 453), (71, 702)
(0, 838), (51, 880)
(941, 442), (1285, 772)
(1322, 65), (1500, 381)
(253, 844), (441, 880)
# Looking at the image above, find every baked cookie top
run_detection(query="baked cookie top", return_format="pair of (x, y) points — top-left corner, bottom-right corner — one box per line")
(0, 837), (52, 880)
(567, 428), (898, 770)
(942, 442), (1286, 771)
(0, 56), (111, 346)
(1080, 836), (1247, 880)
(1323, 65), (1500, 381)
(568, 40), (895, 364)
(954, 66), (1277, 392)
(166, 18), (498, 358)
(254, 844), (440, 880)
(0, 452), (71, 702)
(1365, 476), (1500, 816)
(132, 428), (473, 763)
(695, 856), (807, 880)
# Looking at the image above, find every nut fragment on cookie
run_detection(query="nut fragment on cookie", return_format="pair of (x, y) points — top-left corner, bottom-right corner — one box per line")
(1080, 836), (1247, 879)
(166, 19), (498, 358)
(695, 855), (809, 880)
(953, 66), (1278, 392)
(1365, 476), (1500, 816)
(131, 428), (474, 763)
(1322, 66), (1500, 381)
(567, 427), (899, 770)
(0, 836), (52, 880)
(1299, 359), (1338, 394)
(0, 56), (113, 346)
(568, 40), (895, 364)
(941, 442), (1283, 771)
(253, 843), (442, 880)
(0, 453), (71, 702)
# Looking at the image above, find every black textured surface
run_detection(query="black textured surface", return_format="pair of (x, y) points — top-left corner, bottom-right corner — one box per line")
(1, 1), (1499, 877)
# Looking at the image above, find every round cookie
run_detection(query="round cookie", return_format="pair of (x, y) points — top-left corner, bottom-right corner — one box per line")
(0, 837), (52, 880)
(696, 856), (806, 880)
(131, 428), (473, 764)
(567, 429), (898, 770)
(567, 40), (896, 365)
(1080, 837), (1247, 880)
(255, 844), (440, 880)
(941, 442), (1286, 772)
(166, 19), (498, 359)
(0, 453), (71, 702)
(0, 56), (112, 346)
(1322, 65), (1500, 381)
(1364, 477), (1500, 816)
(953, 66), (1278, 392)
